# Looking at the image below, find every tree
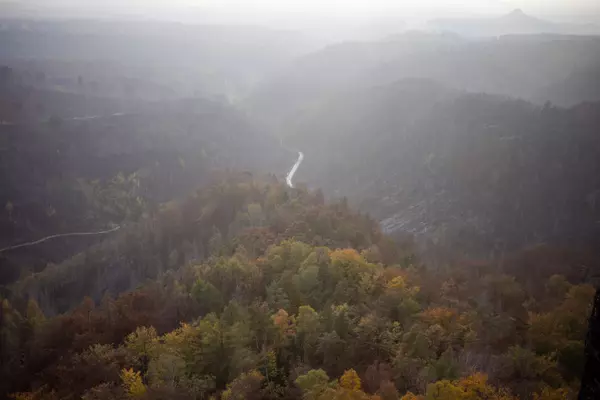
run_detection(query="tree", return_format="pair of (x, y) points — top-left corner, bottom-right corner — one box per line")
(529, 284), (594, 379)
(0, 298), (22, 391)
(340, 369), (362, 391)
(399, 392), (423, 400)
(378, 380), (401, 400)
(147, 352), (186, 389)
(272, 309), (295, 346)
(25, 299), (46, 334)
(495, 346), (562, 397)
(125, 326), (159, 375)
(192, 279), (224, 315)
(221, 370), (264, 400)
(425, 373), (516, 400)
(125, 326), (158, 358)
(246, 203), (265, 227)
(296, 369), (330, 400)
(120, 368), (146, 398)
(187, 313), (229, 387)
(296, 306), (320, 362)
(380, 276), (420, 324)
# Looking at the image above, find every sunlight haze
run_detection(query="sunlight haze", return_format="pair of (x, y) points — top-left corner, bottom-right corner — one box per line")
(2, 0), (600, 396)
(6, 0), (600, 23)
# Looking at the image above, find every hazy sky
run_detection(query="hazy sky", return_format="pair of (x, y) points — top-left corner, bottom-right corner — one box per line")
(20, 0), (598, 13)
(8, 0), (600, 24)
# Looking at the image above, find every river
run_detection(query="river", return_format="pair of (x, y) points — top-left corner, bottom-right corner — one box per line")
(286, 151), (304, 188)
(68, 113), (306, 188)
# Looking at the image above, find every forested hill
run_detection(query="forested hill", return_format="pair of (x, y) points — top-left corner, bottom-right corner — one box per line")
(0, 99), (290, 286)
(1, 174), (594, 399)
(288, 79), (600, 254)
(10, 174), (387, 316)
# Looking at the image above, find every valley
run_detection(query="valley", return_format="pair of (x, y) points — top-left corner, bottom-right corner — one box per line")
(1, 8), (600, 400)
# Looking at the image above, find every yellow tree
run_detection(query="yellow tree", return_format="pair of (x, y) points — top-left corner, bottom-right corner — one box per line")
(340, 369), (362, 391)
(120, 368), (146, 398)
(400, 392), (424, 400)
(425, 373), (516, 400)
(321, 369), (383, 400)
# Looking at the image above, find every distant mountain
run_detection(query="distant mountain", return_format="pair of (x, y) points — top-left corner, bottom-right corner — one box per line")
(0, 19), (316, 100)
(430, 9), (600, 37)
(248, 33), (600, 126)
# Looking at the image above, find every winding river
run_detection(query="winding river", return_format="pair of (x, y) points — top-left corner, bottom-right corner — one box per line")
(68, 113), (306, 188)
(66, 113), (306, 188)
(286, 151), (304, 188)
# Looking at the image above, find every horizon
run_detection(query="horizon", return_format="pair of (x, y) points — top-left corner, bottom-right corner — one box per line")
(2, 0), (600, 28)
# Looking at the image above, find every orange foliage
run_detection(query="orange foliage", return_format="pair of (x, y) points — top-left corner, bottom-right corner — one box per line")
(330, 248), (363, 263)
(426, 373), (517, 400)
(272, 309), (296, 337)
(400, 393), (424, 400)
(420, 307), (458, 326)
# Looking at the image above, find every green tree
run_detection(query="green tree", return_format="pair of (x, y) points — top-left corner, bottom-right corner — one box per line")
(296, 305), (320, 362)
(192, 279), (224, 314)
(296, 369), (330, 400)
(221, 370), (264, 400)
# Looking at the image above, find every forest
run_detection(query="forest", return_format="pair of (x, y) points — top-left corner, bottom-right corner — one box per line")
(1, 175), (595, 399)
(1, 4), (600, 400)
(286, 80), (600, 254)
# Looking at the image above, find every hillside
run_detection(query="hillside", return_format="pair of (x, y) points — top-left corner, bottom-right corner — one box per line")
(1, 174), (595, 399)
(10, 174), (387, 316)
(287, 80), (600, 254)
(247, 34), (600, 125)
(0, 99), (291, 286)
(0, 67), (134, 123)
(534, 65), (600, 107)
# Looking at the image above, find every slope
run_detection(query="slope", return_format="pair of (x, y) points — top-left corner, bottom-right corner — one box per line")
(0, 99), (291, 286)
(1, 174), (595, 400)
(287, 79), (600, 254)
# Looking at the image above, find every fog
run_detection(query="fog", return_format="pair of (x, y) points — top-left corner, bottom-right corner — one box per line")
(1, 0), (600, 398)
(7, 0), (600, 26)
